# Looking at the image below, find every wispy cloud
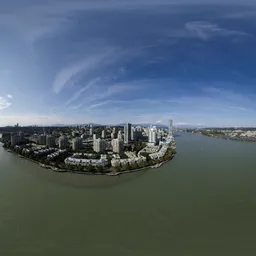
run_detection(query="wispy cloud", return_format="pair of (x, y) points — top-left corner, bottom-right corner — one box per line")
(65, 77), (101, 106)
(228, 105), (248, 111)
(7, 94), (13, 99)
(0, 96), (12, 110)
(185, 21), (248, 40)
(86, 100), (113, 110)
(52, 50), (115, 94)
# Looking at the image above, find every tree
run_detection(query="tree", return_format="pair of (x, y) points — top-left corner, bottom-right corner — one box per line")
(123, 164), (129, 171)
(114, 166), (121, 172)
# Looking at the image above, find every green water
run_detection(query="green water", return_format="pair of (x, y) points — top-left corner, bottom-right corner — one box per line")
(1, 133), (256, 255)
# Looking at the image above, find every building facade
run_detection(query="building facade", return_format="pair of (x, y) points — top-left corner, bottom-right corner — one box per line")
(111, 138), (124, 154)
(59, 136), (69, 149)
(124, 123), (132, 144)
(46, 135), (56, 148)
(11, 135), (21, 146)
(39, 134), (46, 145)
(72, 137), (83, 151)
(93, 138), (106, 153)
(168, 119), (173, 136)
(148, 126), (157, 145)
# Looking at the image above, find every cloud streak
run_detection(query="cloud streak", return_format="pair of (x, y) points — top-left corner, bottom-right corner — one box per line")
(185, 21), (248, 40)
(52, 51), (116, 94)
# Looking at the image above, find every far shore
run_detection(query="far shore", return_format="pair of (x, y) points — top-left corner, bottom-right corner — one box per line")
(200, 133), (256, 142)
(2, 146), (175, 176)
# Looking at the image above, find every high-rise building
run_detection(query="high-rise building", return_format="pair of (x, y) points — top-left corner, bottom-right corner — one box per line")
(89, 127), (93, 136)
(93, 138), (105, 153)
(59, 136), (69, 149)
(168, 120), (173, 136)
(72, 138), (83, 151)
(117, 130), (122, 140)
(124, 123), (132, 144)
(101, 129), (106, 139)
(11, 135), (20, 146)
(131, 126), (138, 141)
(18, 131), (24, 141)
(112, 138), (124, 154)
(148, 126), (157, 145)
(93, 134), (97, 140)
(39, 134), (46, 145)
(46, 135), (56, 148)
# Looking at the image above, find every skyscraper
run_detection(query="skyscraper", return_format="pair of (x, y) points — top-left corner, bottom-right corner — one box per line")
(93, 138), (105, 153)
(39, 134), (46, 145)
(46, 135), (56, 148)
(101, 129), (106, 139)
(124, 123), (132, 144)
(148, 126), (157, 145)
(117, 130), (122, 140)
(168, 119), (173, 136)
(59, 136), (69, 149)
(72, 137), (83, 151)
(112, 138), (124, 154)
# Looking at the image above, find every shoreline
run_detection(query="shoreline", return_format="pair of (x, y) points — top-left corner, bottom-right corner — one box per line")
(200, 133), (256, 142)
(106, 155), (175, 176)
(3, 146), (175, 176)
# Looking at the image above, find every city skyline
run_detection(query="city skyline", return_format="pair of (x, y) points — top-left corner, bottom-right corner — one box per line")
(1, 0), (256, 127)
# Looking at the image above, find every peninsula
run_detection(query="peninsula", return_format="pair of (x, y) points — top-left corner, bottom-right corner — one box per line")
(0, 121), (176, 175)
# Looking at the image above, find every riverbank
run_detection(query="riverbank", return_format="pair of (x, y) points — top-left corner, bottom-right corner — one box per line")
(3, 145), (175, 176)
(201, 133), (256, 142)
(106, 154), (175, 176)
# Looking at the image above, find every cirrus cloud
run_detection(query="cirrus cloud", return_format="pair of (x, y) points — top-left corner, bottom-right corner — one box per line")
(0, 96), (12, 110)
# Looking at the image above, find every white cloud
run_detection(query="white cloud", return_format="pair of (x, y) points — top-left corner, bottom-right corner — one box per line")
(86, 100), (113, 110)
(0, 96), (12, 110)
(185, 21), (248, 40)
(65, 77), (102, 106)
(52, 51), (115, 94)
(7, 94), (13, 99)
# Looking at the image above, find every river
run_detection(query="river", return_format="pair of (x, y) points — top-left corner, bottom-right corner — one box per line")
(1, 132), (256, 255)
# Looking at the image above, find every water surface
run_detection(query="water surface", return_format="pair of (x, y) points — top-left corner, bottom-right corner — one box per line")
(1, 133), (256, 255)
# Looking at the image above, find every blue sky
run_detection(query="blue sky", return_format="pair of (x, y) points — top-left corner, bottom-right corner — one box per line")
(0, 0), (256, 127)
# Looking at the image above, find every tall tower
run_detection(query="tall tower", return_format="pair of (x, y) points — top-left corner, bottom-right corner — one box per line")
(168, 120), (173, 136)
(124, 123), (131, 144)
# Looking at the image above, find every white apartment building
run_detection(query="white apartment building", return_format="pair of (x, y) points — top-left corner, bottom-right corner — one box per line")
(148, 126), (157, 145)
(59, 135), (69, 149)
(93, 138), (106, 153)
(72, 137), (83, 151)
(111, 138), (124, 154)
(117, 130), (122, 140)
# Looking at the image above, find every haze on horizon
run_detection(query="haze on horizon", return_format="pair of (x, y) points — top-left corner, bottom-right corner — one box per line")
(1, 0), (256, 127)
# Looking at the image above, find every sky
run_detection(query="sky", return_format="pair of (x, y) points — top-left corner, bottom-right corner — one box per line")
(0, 0), (256, 127)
